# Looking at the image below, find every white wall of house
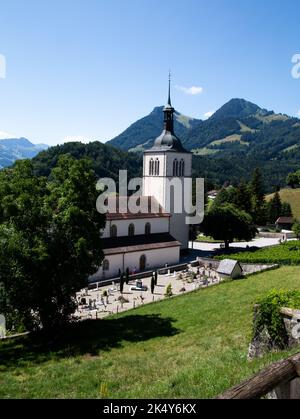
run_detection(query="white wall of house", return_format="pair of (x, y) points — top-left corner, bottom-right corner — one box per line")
(101, 217), (169, 239)
(90, 246), (180, 281)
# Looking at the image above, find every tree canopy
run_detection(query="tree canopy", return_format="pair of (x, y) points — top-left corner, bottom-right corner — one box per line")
(202, 203), (257, 249)
(0, 156), (106, 332)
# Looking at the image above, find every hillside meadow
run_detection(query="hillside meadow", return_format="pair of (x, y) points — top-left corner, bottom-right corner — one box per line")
(267, 188), (300, 221)
(0, 266), (300, 399)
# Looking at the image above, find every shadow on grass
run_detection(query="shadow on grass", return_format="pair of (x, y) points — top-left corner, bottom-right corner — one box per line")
(0, 314), (179, 371)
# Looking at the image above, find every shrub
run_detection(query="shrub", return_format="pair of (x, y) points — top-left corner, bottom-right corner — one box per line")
(253, 289), (300, 348)
(216, 241), (300, 265)
(165, 284), (173, 298)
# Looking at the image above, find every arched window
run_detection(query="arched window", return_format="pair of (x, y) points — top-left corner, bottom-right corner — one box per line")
(173, 159), (178, 176)
(110, 224), (117, 238)
(140, 255), (146, 271)
(178, 159), (185, 177)
(175, 160), (179, 176)
(154, 159), (159, 176)
(149, 159), (154, 175)
(103, 259), (110, 271)
(157, 159), (160, 176)
(128, 223), (135, 237)
(181, 160), (185, 177)
(145, 222), (151, 235)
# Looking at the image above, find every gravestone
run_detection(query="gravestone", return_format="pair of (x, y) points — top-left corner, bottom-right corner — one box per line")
(0, 314), (6, 339)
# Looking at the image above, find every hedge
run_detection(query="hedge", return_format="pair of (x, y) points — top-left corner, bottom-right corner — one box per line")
(216, 241), (300, 265)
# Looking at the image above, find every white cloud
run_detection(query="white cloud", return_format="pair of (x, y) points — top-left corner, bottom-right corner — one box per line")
(176, 85), (204, 96)
(204, 111), (215, 119)
(297, 110), (300, 117)
(0, 131), (17, 139)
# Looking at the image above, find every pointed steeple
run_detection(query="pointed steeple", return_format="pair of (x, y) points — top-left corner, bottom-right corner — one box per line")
(146, 74), (189, 154)
(164, 72), (175, 133)
(167, 71), (172, 107)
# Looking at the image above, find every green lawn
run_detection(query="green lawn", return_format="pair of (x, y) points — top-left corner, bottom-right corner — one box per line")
(196, 235), (223, 243)
(196, 235), (241, 244)
(1, 266), (300, 399)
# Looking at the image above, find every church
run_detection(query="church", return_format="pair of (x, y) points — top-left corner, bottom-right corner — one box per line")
(92, 82), (193, 281)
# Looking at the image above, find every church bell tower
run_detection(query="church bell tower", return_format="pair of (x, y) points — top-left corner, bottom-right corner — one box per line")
(143, 75), (192, 249)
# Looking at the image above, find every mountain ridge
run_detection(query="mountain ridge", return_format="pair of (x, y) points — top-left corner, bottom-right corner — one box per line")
(106, 98), (300, 161)
(0, 137), (48, 168)
(107, 106), (202, 152)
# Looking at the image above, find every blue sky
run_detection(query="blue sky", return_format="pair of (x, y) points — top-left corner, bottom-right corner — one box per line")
(0, 0), (299, 145)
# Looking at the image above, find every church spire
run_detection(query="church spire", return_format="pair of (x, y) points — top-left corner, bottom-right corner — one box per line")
(164, 72), (175, 133)
(148, 75), (189, 153)
(168, 71), (172, 106)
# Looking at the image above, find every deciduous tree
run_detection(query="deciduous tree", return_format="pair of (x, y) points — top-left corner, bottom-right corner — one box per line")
(202, 203), (257, 250)
(0, 156), (106, 332)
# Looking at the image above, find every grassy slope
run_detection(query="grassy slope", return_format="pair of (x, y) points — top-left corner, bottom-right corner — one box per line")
(1, 267), (300, 399)
(267, 188), (300, 221)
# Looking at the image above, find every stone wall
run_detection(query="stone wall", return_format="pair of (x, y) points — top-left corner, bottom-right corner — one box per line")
(196, 257), (278, 276)
(248, 306), (300, 360)
(258, 231), (296, 240)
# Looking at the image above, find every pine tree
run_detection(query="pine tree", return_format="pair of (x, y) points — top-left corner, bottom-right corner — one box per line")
(234, 180), (252, 214)
(125, 268), (130, 285)
(120, 274), (124, 294)
(281, 202), (293, 217)
(267, 192), (282, 224)
(250, 168), (267, 225)
(151, 276), (155, 295)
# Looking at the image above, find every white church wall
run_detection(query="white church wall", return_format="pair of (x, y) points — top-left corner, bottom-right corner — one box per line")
(101, 217), (169, 239)
(124, 246), (180, 273)
(143, 152), (193, 249)
(143, 153), (166, 176)
(169, 175), (193, 249)
(90, 253), (124, 281)
(143, 176), (166, 206)
(90, 246), (180, 281)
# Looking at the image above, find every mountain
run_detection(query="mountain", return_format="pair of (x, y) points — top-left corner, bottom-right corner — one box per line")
(0, 137), (48, 168)
(182, 98), (298, 154)
(210, 98), (263, 121)
(107, 106), (202, 151)
(30, 98), (300, 193)
(105, 98), (300, 191)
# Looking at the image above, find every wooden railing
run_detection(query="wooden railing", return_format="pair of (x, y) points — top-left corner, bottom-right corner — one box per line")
(217, 353), (300, 399)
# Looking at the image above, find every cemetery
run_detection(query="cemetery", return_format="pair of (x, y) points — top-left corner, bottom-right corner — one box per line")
(75, 259), (276, 321)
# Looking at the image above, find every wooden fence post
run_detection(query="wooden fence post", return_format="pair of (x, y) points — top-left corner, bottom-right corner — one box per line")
(217, 353), (300, 399)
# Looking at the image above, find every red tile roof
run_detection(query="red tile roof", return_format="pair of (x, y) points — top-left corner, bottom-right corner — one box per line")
(105, 196), (170, 221)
